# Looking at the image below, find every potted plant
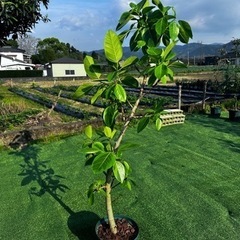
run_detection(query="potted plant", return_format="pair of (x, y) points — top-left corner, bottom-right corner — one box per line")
(210, 101), (222, 118)
(74, 0), (192, 239)
(228, 95), (240, 121)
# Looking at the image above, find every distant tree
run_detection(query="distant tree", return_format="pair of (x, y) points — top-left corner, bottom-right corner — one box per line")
(33, 37), (69, 64)
(17, 35), (40, 55)
(0, 0), (49, 45)
(231, 38), (240, 58)
(3, 39), (18, 48)
(91, 51), (99, 60)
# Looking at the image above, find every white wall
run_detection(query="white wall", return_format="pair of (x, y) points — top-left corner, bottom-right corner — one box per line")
(51, 63), (86, 77)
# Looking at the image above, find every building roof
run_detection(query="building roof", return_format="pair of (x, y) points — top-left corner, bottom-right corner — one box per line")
(0, 46), (25, 53)
(50, 57), (83, 64)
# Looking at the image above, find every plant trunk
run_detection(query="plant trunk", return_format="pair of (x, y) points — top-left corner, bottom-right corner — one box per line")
(106, 169), (117, 235)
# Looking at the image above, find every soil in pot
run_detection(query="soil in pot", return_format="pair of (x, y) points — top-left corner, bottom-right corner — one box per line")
(96, 216), (139, 240)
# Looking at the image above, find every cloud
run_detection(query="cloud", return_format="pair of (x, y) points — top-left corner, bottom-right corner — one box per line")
(57, 10), (110, 31)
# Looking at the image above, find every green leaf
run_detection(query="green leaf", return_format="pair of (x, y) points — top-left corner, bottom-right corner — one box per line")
(169, 60), (186, 68)
(147, 47), (162, 56)
(161, 75), (167, 84)
(152, 0), (160, 6)
(85, 125), (92, 139)
(122, 76), (139, 88)
(116, 12), (133, 31)
(114, 84), (127, 102)
(84, 56), (101, 79)
(92, 152), (116, 174)
(156, 118), (162, 131)
(80, 148), (100, 155)
(103, 105), (119, 128)
(91, 87), (105, 104)
(74, 84), (93, 98)
(137, 40), (146, 48)
(169, 21), (179, 40)
(148, 74), (157, 87)
(120, 56), (138, 68)
(117, 142), (139, 153)
(113, 161), (126, 183)
(104, 126), (112, 138)
(154, 64), (168, 79)
(137, 117), (150, 133)
(178, 20), (193, 43)
(155, 18), (168, 36)
(123, 161), (132, 176)
(161, 41), (176, 60)
(92, 142), (104, 152)
(104, 30), (123, 63)
(87, 186), (95, 205)
(122, 180), (132, 190)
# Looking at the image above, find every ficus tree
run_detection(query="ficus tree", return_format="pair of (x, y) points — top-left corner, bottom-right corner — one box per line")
(74, 0), (192, 236)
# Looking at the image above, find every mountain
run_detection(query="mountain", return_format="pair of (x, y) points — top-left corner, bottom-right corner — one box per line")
(91, 42), (234, 60)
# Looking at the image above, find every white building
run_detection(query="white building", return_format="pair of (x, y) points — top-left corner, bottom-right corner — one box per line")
(0, 46), (35, 70)
(45, 57), (86, 77)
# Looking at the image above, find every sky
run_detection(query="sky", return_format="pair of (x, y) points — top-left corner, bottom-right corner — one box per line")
(31, 0), (240, 51)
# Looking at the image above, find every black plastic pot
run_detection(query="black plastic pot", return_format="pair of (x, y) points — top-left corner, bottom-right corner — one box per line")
(228, 109), (240, 121)
(95, 215), (139, 240)
(210, 106), (221, 118)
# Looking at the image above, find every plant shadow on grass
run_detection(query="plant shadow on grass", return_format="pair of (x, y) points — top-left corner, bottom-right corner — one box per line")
(189, 114), (240, 136)
(10, 145), (100, 240)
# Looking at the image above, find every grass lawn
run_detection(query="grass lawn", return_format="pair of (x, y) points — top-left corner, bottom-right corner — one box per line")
(0, 114), (240, 240)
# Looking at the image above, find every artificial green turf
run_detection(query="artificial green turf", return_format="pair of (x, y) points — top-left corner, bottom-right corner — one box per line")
(0, 114), (240, 239)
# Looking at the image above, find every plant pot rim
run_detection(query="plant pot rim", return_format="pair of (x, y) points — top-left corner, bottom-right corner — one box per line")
(95, 214), (139, 240)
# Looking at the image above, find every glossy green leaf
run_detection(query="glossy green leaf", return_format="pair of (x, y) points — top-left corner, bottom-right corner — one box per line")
(142, 6), (155, 14)
(152, 0), (160, 6)
(104, 126), (112, 138)
(84, 56), (101, 79)
(161, 75), (167, 84)
(178, 20), (193, 43)
(122, 76), (139, 88)
(104, 30), (123, 63)
(156, 118), (162, 131)
(169, 21), (179, 40)
(169, 60), (186, 68)
(116, 12), (133, 31)
(147, 47), (162, 56)
(103, 106), (118, 128)
(123, 180), (132, 190)
(148, 74), (157, 87)
(155, 18), (168, 36)
(117, 142), (138, 153)
(120, 56), (138, 68)
(74, 84), (93, 98)
(137, 40), (146, 48)
(161, 41), (176, 60)
(92, 142), (104, 152)
(92, 152), (116, 174)
(113, 161), (126, 183)
(91, 87), (105, 104)
(123, 161), (132, 176)
(137, 117), (150, 133)
(114, 84), (127, 102)
(154, 64), (168, 79)
(87, 187), (94, 205)
(85, 125), (92, 139)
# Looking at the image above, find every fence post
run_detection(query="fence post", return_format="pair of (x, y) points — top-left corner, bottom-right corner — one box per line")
(202, 80), (207, 110)
(178, 83), (182, 109)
